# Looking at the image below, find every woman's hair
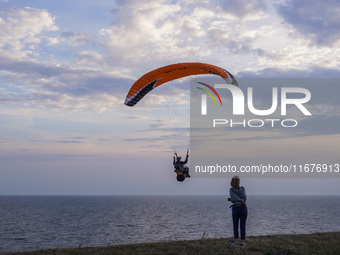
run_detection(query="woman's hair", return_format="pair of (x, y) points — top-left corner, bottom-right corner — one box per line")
(230, 176), (240, 189)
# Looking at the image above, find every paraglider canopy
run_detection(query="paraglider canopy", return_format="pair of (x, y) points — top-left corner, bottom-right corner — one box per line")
(124, 62), (238, 107)
(123, 62), (238, 178)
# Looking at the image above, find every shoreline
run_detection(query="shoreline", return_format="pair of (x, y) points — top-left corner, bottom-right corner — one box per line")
(2, 231), (340, 255)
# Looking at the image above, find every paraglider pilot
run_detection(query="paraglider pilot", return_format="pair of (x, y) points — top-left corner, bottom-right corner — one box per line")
(173, 150), (190, 182)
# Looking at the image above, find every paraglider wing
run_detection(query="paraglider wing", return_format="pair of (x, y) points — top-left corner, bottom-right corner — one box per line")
(124, 62), (238, 107)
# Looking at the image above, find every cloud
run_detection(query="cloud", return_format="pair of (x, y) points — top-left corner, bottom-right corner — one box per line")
(124, 137), (164, 142)
(75, 50), (104, 67)
(123, 116), (148, 120)
(47, 32), (90, 46)
(97, 0), (273, 75)
(277, 0), (340, 46)
(0, 56), (68, 77)
(238, 67), (340, 78)
(0, 6), (58, 58)
(219, 0), (267, 20)
(0, 56), (132, 93)
(101, 0), (206, 67)
(0, 55), (133, 111)
(1, 2), (339, 113)
(206, 22), (267, 56)
(54, 140), (83, 144)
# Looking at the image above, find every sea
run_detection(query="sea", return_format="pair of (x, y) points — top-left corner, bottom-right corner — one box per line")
(0, 195), (340, 253)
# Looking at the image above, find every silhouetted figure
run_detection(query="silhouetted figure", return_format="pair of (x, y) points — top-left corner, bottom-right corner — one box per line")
(173, 151), (190, 182)
(229, 176), (247, 248)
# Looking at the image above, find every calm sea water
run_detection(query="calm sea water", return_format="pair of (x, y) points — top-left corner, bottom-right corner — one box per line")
(0, 195), (339, 253)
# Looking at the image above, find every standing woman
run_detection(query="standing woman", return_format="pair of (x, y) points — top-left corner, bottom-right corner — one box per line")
(229, 176), (248, 248)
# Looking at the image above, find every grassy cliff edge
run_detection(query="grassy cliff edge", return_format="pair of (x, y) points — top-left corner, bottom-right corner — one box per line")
(3, 232), (340, 255)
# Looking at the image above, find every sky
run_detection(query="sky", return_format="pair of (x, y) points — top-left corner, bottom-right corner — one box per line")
(1, 0), (340, 195)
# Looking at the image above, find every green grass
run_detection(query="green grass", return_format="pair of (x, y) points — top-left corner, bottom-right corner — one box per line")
(3, 232), (340, 255)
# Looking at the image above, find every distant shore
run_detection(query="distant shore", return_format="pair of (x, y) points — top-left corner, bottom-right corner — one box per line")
(2, 232), (340, 255)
